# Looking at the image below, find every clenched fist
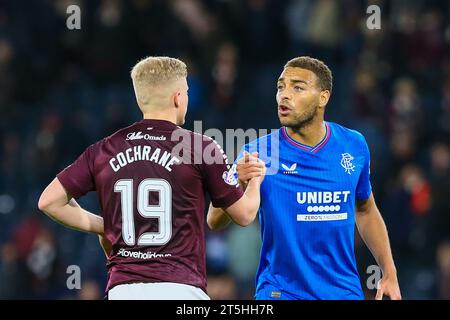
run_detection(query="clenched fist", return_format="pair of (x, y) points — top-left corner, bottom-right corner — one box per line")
(236, 151), (266, 186)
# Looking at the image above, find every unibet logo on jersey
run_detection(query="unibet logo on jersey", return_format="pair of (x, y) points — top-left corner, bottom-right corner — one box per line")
(296, 190), (351, 221)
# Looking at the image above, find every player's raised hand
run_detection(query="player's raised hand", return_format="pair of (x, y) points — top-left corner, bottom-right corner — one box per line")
(237, 151), (266, 184)
(375, 274), (402, 300)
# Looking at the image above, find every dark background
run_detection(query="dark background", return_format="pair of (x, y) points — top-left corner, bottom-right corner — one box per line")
(0, 0), (449, 299)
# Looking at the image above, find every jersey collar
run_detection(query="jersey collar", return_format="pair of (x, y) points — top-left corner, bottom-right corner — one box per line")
(281, 122), (331, 153)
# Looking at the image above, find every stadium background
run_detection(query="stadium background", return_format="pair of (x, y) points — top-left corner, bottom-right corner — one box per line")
(0, 0), (449, 300)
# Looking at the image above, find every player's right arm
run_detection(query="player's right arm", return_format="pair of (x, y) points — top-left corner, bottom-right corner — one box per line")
(207, 152), (265, 230)
(210, 175), (263, 228)
(38, 177), (104, 235)
(39, 144), (104, 236)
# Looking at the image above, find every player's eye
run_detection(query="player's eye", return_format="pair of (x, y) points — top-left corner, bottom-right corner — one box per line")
(277, 84), (284, 90)
(294, 86), (305, 91)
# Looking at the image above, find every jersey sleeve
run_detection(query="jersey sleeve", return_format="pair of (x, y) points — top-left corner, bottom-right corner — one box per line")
(202, 139), (243, 208)
(56, 144), (96, 199)
(355, 138), (372, 201)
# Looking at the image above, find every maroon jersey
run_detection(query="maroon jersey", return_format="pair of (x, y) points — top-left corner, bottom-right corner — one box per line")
(56, 119), (243, 293)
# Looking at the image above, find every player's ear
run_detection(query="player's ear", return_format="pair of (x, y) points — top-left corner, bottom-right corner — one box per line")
(319, 90), (330, 108)
(173, 92), (181, 109)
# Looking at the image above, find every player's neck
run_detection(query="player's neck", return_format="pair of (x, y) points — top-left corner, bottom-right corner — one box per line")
(142, 112), (177, 125)
(286, 121), (326, 147)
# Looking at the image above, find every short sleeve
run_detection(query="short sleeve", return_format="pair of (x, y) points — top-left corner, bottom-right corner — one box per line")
(56, 144), (96, 199)
(202, 139), (243, 208)
(355, 138), (372, 201)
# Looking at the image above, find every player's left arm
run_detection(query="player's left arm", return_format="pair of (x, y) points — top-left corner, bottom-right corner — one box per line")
(356, 193), (402, 300)
(38, 177), (104, 235)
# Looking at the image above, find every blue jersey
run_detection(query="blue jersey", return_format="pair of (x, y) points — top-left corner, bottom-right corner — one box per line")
(235, 122), (372, 300)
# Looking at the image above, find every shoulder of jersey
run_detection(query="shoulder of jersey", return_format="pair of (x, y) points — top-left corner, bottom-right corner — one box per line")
(244, 129), (279, 149)
(100, 122), (189, 142)
(103, 122), (141, 142)
(190, 130), (220, 145)
(327, 122), (366, 146)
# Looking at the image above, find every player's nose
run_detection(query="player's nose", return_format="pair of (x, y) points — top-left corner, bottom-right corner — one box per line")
(279, 92), (292, 102)
(278, 97), (292, 109)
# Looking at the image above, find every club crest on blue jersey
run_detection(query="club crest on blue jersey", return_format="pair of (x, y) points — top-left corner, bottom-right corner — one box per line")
(340, 153), (355, 174)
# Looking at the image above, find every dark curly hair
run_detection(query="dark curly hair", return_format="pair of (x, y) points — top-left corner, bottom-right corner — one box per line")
(284, 56), (333, 94)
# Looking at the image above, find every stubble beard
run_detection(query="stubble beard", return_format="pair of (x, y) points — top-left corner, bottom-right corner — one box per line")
(280, 106), (319, 131)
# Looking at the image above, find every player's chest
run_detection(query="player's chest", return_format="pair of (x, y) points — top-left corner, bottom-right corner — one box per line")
(261, 151), (364, 223)
(262, 150), (364, 192)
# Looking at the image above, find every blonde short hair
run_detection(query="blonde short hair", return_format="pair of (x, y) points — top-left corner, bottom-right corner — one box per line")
(131, 56), (187, 108)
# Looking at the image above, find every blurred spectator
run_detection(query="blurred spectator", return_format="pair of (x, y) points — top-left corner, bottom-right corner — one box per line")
(389, 128), (417, 171)
(0, 242), (25, 299)
(226, 222), (261, 299)
(352, 67), (386, 121)
(77, 280), (103, 300)
(207, 273), (238, 300)
(390, 77), (422, 133)
(437, 242), (450, 299)
(439, 80), (450, 135)
(304, 0), (342, 49)
(427, 143), (450, 254)
(211, 42), (239, 111)
(0, 38), (15, 108)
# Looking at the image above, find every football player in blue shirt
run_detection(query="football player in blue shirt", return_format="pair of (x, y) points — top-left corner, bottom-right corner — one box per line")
(207, 56), (401, 300)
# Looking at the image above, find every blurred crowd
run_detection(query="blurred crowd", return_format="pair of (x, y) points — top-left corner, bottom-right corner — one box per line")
(0, 0), (449, 299)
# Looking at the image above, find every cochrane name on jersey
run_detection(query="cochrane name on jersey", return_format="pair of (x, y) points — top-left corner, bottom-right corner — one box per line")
(109, 146), (181, 173)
